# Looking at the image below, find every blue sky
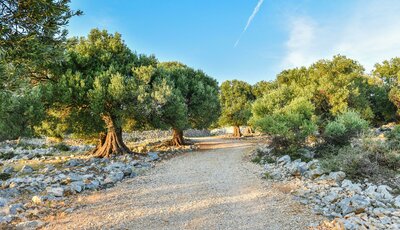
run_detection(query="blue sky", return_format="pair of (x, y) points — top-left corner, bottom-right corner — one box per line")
(68, 0), (400, 84)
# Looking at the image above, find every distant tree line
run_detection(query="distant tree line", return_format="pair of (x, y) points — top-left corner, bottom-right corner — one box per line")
(220, 55), (400, 153)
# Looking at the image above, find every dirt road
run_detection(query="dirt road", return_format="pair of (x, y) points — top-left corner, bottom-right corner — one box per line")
(44, 137), (322, 230)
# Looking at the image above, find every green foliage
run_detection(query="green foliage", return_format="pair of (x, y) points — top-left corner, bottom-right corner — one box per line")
(34, 108), (70, 139)
(373, 58), (400, 118)
(309, 55), (373, 121)
(0, 87), (45, 141)
(252, 94), (317, 153)
(219, 80), (254, 127)
(363, 78), (397, 125)
(0, 0), (82, 84)
(54, 143), (70, 151)
(324, 111), (369, 145)
(0, 173), (11, 180)
(321, 137), (400, 179)
(134, 62), (220, 131)
(251, 151), (276, 164)
(252, 80), (275, 98)
(0, 152), (15, 160)
(385, 126), (400, 149)
(261, 56), (377, 124)
(41, 29), (154, 137)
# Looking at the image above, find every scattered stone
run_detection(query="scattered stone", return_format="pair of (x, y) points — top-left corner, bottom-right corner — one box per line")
(0, 135), (212, 228)
(323, 192), (339, 204)
(41, 164), (55, 173)
(66, 159), (80, 167)
(305, 168), (324, 179)
(46, 187), (65, 197)
(15, 220), (45, 230)
(288, 161), (308, 176)
(70, 181), (84, 193)
(2, 166), (14, 174)
(26, 152), (36, 160)
(20, 165), (34, 174)
(147, 152), (159, 161)
(394, 196), (400, 208)
(260, 148), (400, 229)
(328, 171), (346, 183)
(277, 155), (291, 165)
(8, 203), (24, 215)
(104, 171), (124, 184)
(32, 196), (43, 205)
(376, 185), (393, 201)
(341, 179), (362, 193)
(0, 215), (12, 224)
(0, 198), (8, 207)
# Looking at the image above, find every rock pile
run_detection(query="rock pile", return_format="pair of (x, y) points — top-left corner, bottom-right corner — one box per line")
(261, 152), (400, 229)
(0, 135), (196, 228)
(0, 154), (158, 225)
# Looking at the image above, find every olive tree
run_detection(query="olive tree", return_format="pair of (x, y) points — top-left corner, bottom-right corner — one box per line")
(134, 62), (220, 146)
(373, 58), (400, 119)
(219, 80), (255, 137)
(44, 29), (156, 157)
(0, 0), (82, 84)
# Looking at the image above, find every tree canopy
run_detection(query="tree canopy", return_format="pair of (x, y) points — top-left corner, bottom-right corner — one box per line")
(42, 29), (156, 157)
(0, 0), (82, 84)
(134, 62), (220, 145)
(250, 55), (397, 153)
(219, 80), (255, 137)
(0, 0), (80, 141)
(373, 58), (400, 118)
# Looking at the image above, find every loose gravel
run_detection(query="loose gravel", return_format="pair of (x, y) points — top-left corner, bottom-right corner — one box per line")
(44, 137), (324, 230)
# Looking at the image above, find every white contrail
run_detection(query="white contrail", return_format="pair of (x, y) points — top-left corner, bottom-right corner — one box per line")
(234, 0), (265, 47)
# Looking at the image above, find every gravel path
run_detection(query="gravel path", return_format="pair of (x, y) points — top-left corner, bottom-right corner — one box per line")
(44, 137), (323, 230)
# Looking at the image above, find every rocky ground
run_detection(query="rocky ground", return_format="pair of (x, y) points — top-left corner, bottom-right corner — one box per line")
(2, 131), (399, 229)
(0, 134), (196, 229)
(256, 145), (400, 229)
(42, 137), (324, 230)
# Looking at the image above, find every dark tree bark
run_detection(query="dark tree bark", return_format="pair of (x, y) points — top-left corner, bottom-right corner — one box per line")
(91, 115), (132, 158)
(233, 125), (241, 138)
(170, 128), (185, 146)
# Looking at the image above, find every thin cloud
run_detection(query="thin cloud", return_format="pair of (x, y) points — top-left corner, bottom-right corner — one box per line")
(282, 0), (400, 71)
(283, 17), (317, 68)
(234, 0), (265, 47)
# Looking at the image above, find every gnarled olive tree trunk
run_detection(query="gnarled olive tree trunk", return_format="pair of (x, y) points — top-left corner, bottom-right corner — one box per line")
(243, 126), (253, 135)
(91, 115), (131, 158)
(170, 128), (185, 146)
(233, 125), (241, 138)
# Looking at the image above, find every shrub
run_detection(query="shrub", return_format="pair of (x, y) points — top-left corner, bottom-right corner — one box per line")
(321, 136), (400, 179)
(252, 97), (317, 154)
(54, 143), (70, 152)
(0, 173), (11, 180)
(321, 145), (378, 178)
(324, 111), (369, 145)
(385, 125), (400, 149)
(0, 152), (15, 160)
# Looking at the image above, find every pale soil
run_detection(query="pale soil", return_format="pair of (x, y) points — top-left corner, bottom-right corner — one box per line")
(44, 137), (324, 230)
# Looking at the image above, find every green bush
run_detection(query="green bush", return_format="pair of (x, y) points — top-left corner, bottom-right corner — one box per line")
(385, 125), (400, 149)
(0, 173), (11, 180)
(0, 152), (15, 160)
(324, 111), (369, 145)
(54, 143), (70, 151)
(252, 97), (317, 154)
(321, 136), (400, 179)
